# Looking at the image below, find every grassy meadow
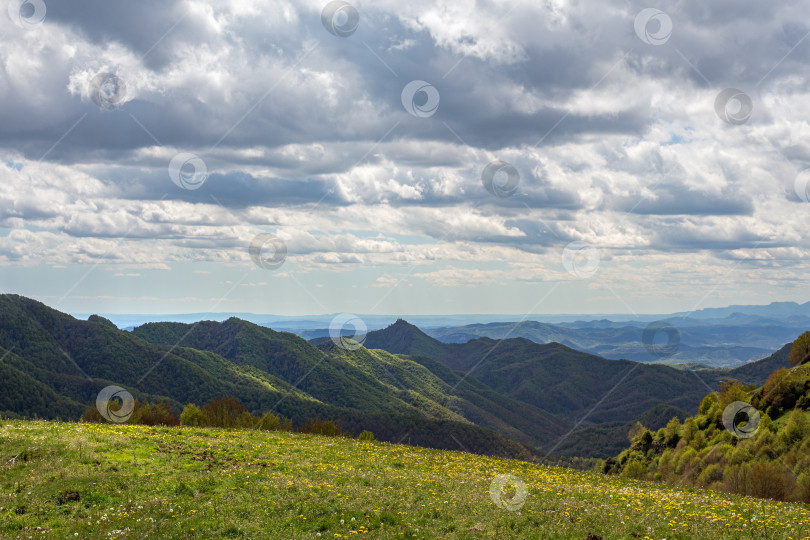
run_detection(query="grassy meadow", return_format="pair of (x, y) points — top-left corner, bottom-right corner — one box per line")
(1, 420), (808, 539)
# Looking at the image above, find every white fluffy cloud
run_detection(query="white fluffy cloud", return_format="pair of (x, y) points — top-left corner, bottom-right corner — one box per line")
(2, 0), (810, 313)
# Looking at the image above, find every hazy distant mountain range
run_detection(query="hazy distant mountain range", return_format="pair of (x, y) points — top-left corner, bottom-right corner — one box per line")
(1, 295), (797, 459)
(418, 318), (804, 368)
(301, 312), (808, 368)
(75, 300), (810, 368)
(73, 299), (810, 331)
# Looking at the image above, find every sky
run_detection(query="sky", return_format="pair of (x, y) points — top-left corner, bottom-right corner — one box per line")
(1, 0), (810, 317)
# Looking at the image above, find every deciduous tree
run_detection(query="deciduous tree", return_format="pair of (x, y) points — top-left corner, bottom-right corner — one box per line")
(790, 331), (810, 366)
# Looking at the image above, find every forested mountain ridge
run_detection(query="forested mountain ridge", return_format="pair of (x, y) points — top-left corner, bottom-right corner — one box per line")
(0, 294), (800, 461)
(363, 319), (795, 456)
(366, 320), (745, 422)
(133, 317), (570, 450)
(0, 295), (533, 459)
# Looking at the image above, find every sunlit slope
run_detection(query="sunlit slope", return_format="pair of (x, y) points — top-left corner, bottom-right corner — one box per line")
(1, 420), (807, 539)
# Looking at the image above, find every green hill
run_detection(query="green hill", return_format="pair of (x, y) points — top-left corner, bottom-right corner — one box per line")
(365, 320), (737, 456)
(319, 340), (569, 450)
(134, 317), (569, 453)
(0, 295), (534, 460)
(551, 403), (691, 459)
(0, 346), (85, 419)
(1, 293), (801, 463)
(605, 336), (810, 502)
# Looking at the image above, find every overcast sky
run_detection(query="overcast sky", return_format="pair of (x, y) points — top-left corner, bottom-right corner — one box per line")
(1, 0), (810, 316)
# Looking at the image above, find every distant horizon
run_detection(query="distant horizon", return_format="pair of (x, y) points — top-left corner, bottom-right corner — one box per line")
(67, 298), (810, 318)
(57, 297), (810, 331)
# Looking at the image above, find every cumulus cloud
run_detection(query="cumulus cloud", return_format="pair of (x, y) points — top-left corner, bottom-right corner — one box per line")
(2, 0), (810, 312)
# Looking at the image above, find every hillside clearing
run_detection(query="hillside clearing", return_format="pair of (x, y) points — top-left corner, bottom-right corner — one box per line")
(1, 421), (807, 539)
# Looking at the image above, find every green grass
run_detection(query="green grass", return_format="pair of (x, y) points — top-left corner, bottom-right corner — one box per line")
(1, 420), (808, 539)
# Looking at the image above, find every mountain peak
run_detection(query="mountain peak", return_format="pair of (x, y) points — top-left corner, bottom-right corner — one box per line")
(223, 316), (250, 328)
(363, 319), (446, 358)
(383, 319), (435, 341)
(88, 314), (117, 329)
(391, 318), (417, 329)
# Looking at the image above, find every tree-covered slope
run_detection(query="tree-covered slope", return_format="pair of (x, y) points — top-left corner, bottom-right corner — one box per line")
(605, 335), (810, 502)
(135, 318), (466, 420)
(135, 317), (569, 453)
(0, 295), (534, 460)
(0, 346), (85, 419)
(726, 343), (792, 386)
(6, 293), (798, 463)
(321, 341), (570, 449)
(364, 320), (745, 457)
(366, 321), (710, 424)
